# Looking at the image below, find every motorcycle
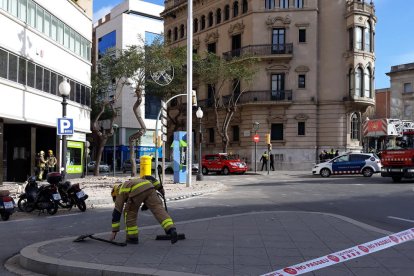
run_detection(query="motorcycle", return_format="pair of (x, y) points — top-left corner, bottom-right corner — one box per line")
(17, 176), (59, 215)
(56, 180), (88, 212)
(0, 190), (15, 221)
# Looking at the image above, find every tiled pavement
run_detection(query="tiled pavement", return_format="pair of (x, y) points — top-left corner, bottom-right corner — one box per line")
(12, 211), (414, 276)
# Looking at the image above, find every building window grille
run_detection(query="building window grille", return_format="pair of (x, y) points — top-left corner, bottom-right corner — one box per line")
(8, 53), (18, 82)
(351, 113), (360, 140)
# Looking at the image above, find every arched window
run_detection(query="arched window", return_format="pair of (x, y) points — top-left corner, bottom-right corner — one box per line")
(265, 0), (275, 9)
(365, 21), (371, 52)
(355, 26), (363, 50)
(224, 5), (230, 20)
(364, 67), (371, 98)
(208, 12), (213, 27)
(216, 9), (222, 24)
(193, 18), (198, 33)
(351, 113), (360, 140)
(242, 0), (248, 13)
(355, 67), (363, 97)
(167, 30), (171, 42)
(173, 27), (178, 41)
(180, 24), (185, 38)
(201, 15), (206, 30)
(348, 68), (353, 97)
(233, 1), (239, 17)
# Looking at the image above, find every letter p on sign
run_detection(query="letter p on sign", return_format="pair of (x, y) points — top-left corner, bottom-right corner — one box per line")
(57, 118), (74, 135)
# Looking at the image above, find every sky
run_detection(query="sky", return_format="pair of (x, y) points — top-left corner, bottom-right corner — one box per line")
(93, 0), (414, 90)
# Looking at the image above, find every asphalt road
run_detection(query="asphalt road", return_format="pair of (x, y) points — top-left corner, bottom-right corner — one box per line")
(1, 171), (413, 275)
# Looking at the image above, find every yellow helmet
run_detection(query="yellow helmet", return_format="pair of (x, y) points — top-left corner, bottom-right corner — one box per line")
(111, 183), (121, 202)
(48, 150), (53, 154)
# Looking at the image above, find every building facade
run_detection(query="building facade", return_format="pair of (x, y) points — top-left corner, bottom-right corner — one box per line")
(93, 0), (164, 169)
(0, 0), (92, 182)
(386, 63), (414, 121)
(162, 0), (376, 169)
(374, 88), (391, 119)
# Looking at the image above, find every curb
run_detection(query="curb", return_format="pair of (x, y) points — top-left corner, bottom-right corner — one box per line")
(15, 211), (391, 276)
(86, 185), (225, 207)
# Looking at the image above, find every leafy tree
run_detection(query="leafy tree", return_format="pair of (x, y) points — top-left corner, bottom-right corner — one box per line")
(194, 52), (259, 152)
(91, 36), (187, 176)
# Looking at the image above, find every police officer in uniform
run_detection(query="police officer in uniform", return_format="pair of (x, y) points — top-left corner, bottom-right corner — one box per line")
(260, 151), (268, 171)
(110, 176), (178, 244)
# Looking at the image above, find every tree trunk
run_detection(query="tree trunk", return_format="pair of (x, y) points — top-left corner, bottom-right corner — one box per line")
(93, 135), (108, 176)
(129, 139), (137, 177)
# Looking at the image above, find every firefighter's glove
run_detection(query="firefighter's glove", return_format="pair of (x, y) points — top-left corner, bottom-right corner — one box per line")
(141, 204), (149, 211)
(159, 187), (165, 197)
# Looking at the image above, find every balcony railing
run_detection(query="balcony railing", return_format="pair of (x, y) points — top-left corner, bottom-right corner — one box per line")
(223, 44), (293, 60)
(346, 0), (375, 14)
(197, 90), (292, 108)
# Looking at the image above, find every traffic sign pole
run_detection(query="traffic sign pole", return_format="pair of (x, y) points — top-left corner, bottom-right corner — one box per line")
(253, 134), (259, 174)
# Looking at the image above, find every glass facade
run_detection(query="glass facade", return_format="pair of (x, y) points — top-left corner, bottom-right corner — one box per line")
(0, 0), (91, 61)
(98, 30), (116, 59)
(0, 47), (91, 107)
(144, 31), (162, 119)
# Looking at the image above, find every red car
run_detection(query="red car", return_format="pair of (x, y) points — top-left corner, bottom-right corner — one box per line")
(202, 153), (247, 175)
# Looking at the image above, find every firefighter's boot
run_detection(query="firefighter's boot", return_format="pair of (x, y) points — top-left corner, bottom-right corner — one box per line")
(167, 227), (178, 244)
(126, 237), (139, 244)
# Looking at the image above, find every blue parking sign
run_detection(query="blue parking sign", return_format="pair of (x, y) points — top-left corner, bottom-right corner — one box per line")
(57, 118), (74, 135)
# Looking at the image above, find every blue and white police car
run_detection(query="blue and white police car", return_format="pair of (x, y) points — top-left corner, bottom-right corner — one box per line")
(312, 153), (382, 177)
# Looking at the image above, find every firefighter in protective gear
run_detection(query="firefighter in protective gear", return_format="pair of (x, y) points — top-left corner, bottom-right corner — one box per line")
(110, 176), (178, 244)
(37, 151), (47, 180)
(46, 150), (57, 173)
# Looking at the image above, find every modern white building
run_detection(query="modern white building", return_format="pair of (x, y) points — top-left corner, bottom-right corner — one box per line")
(0, 0), (92, 182)
(93, 0), (164, 168)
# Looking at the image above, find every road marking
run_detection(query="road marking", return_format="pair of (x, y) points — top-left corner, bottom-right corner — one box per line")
(261, 227), (414, 276)
(388, 216), (414, 223)
(46, 213), (80, 219)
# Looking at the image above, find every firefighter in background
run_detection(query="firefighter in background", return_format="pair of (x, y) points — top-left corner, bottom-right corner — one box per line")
(36, 151), (47, 180)
(110, 176), (178, 244)
(46, 150), (57, 173)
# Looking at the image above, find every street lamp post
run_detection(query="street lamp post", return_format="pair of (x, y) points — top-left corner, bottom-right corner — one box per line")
(196, 107), (203, 181)
(112, 124), (118, 177)
(59, 78), (71, 180)
(252, 122), (260, 173)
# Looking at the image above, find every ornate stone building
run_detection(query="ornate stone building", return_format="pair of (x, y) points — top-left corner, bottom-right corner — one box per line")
(161, 0), (376, 170)
(386, 63), (414, 121)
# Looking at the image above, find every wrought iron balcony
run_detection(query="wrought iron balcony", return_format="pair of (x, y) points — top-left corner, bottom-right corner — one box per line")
(222, 44), (293, 60)
(198, 90), (292, 108)
(239, 90), (293, 104)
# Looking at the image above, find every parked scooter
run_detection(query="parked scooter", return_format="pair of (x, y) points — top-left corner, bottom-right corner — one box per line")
(17, 175), (59, 215)
(52, 174), (88, 212)
(0, 190), (15, 221)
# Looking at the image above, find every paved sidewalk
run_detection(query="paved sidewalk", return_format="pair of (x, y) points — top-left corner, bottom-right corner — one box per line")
(10, 211), (414, 276)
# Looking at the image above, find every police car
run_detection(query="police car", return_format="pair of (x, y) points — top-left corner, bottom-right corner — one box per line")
(312, 153), (382, 177)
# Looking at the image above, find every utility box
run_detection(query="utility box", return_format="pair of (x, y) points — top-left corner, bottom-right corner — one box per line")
(140, 155), (152, 177)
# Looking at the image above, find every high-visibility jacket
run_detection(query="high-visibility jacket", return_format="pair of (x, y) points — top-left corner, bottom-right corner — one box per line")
(111, 178), (161, 232)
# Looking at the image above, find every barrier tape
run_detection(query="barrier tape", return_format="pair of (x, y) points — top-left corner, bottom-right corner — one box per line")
(261, 227), (414, 276)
